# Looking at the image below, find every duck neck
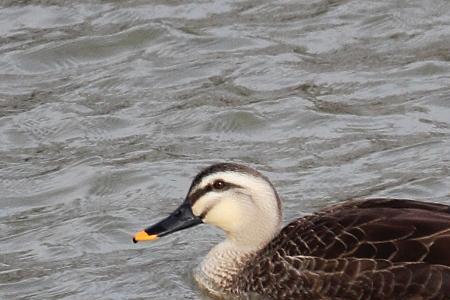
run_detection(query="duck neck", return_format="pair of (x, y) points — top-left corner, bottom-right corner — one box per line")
(194, 239), (263, 295)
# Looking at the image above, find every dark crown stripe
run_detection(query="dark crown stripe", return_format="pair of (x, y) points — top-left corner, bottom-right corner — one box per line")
(190, 163), (263, 188)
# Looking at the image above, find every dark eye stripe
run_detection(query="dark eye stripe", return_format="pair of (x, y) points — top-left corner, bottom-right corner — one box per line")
(188, 181), (242, 205)
(213, 179), (225, 190)
(189, 184), (213, 205)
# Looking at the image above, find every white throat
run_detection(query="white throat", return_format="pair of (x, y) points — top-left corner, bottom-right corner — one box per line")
(194, 239), (261, 296)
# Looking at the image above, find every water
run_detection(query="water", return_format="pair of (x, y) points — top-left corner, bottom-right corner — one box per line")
(1, 1), (450, 299)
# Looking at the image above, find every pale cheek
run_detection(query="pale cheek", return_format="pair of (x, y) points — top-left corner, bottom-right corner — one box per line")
(191, 203), (203, 217)
(204, 201), (244, 232)
(191, 195), (217, 217)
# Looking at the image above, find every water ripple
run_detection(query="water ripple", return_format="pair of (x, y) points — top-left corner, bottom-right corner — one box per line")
(1, 1), (450, 299)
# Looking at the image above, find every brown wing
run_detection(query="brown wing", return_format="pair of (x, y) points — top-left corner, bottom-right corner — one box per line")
(269, 198), (450, 265)
(238, 199), (450, 299)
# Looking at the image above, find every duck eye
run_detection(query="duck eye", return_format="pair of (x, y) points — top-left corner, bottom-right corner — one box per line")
(213, 180), (225, 190)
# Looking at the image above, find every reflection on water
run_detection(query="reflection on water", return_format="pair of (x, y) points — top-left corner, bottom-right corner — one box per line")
(1, 1), (450, 299)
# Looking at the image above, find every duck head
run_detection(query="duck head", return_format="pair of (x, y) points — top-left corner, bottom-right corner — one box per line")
(133, 163), (282, 249)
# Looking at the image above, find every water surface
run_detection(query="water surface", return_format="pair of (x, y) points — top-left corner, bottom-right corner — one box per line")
(1, 1), (450, 299)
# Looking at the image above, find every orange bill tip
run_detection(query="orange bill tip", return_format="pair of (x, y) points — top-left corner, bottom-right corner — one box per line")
(133, 230), (158, 243)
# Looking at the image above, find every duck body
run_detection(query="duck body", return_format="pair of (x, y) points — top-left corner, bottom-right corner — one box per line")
(227, 198), (450, 300)
(134, 163), (450, 300)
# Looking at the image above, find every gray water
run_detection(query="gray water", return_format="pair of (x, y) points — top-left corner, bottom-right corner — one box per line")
(1, 1), (450, 299)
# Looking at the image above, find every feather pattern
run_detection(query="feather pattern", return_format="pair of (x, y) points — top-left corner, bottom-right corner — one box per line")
(231, 199), (450, 300)
(135, 163), (450, 300)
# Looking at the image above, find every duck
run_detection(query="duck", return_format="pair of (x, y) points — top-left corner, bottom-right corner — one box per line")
(133, 163), (450, 300)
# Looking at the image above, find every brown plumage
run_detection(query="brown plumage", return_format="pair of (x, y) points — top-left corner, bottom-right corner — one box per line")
(233, 199), (450, 300)
(134, 163), (450, 300)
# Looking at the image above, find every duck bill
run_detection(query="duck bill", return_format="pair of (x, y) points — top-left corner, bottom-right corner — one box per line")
(133, 202), (202, 243)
